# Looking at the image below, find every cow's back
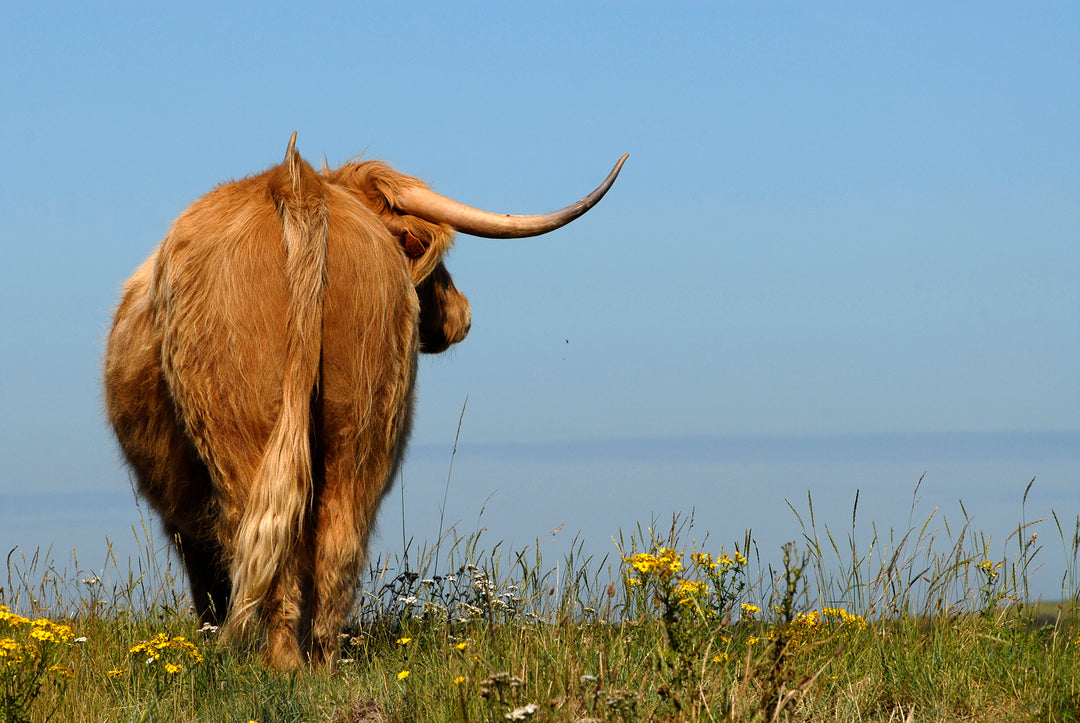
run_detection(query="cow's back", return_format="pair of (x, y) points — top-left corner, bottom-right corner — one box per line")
(150, 171), (419, 524)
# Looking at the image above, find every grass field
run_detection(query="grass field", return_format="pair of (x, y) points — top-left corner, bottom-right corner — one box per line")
(3, 480), (1080, 722)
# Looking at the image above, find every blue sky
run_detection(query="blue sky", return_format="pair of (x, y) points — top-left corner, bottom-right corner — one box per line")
(1, 4), (1077, 596)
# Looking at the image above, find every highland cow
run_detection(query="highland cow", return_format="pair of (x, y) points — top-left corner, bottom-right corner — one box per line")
(104, 133), (626, 667)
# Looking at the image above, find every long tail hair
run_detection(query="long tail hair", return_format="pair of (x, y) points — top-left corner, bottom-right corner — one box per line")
(223, 134), (328, 640)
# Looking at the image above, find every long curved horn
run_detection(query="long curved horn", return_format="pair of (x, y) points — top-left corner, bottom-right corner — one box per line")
(394, 154), (629, 239)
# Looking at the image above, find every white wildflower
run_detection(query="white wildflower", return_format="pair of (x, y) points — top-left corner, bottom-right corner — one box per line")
(505, 703), (539, 720)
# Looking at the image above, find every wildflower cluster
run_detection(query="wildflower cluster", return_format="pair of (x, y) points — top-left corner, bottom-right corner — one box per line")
(675, 579), (708, 607)
(622, 543), (751, 690)
(691, 550), (748, 571)
(690, 550), (749, 619)
(122, 632), (204, 677)
(780, 607), (868, 646)
(1, 606), (75, 650)
(624, 545), (748, 622)
(376, 564), (524, 626)
(0, 605), (76, 722)
(627, 547), (684, 580)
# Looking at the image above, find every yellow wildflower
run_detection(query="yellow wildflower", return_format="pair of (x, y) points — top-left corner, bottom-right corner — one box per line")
(794, 610), (823, 628)
(977, 560), (1002, 581)
(397, 669), (410, 680)
(0, 606), (31, 628)
(453, 675), (466, 685)
(396, 637), (412, 645)
(24, 618), (74, 644)
(656, 547), (683, 576)
(691, 552), (716, 570)
(675, 579), (708, 606)
(49, 664), (75, 680)
(29, 628), (57, 643)
(626, 548), (683, 579)
(1, 638), (28, 663)
(129, 633), (204, 666)
(822, 607), (868, 632)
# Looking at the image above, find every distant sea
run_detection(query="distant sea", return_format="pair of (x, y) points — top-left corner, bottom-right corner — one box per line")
(3, 431), (1077, 605)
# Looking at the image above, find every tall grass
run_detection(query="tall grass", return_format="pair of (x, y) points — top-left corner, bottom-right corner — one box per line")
(3, 480), (1080, 722)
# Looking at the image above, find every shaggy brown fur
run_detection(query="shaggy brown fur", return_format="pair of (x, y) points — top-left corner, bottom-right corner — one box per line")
(104, 138), (470, 667)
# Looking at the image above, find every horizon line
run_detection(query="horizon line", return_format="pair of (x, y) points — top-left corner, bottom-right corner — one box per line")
(409, 429), (1080, 464)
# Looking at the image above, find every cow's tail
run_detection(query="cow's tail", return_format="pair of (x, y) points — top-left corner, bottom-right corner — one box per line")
(223, 133), (328, 642)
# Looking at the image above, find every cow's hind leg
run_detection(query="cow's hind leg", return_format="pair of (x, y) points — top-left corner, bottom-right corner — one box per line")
(307, 451), (383, 666)
(307, 391), (414, 667)
(307, 212), (420, 666)
(170, 528), (231, 625)
(260, 534), (315, 668)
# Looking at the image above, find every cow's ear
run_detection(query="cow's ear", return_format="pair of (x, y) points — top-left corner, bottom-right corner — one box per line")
(321, 161), (455, 285)
(396, 219), (454, 286)
(401, 228), (427, 259)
